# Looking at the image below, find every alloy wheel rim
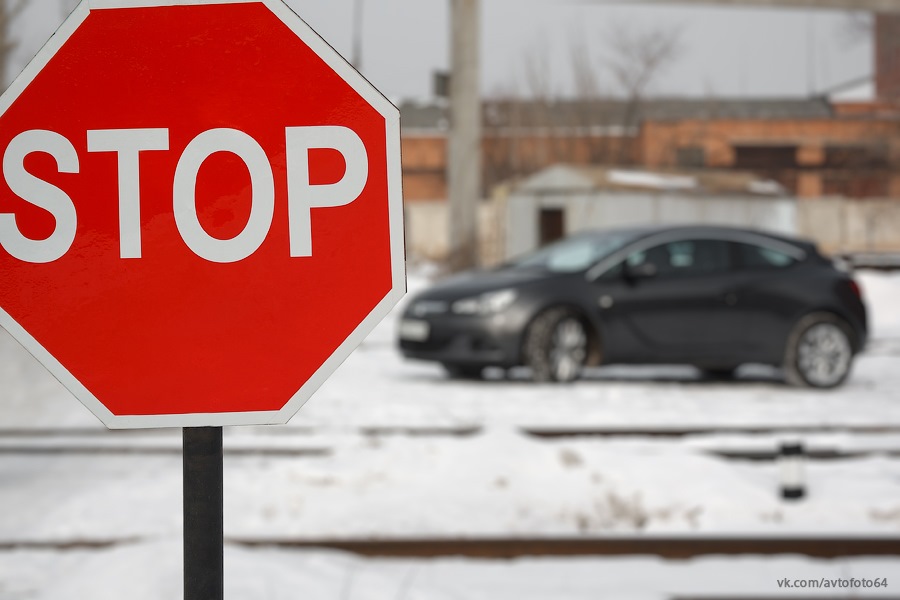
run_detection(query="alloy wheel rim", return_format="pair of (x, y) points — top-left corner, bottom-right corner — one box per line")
(797, 322), (852, 387)
(549, 318), (587, 381)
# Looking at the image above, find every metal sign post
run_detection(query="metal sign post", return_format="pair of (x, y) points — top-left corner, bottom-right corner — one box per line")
(183, 427), (224, 600)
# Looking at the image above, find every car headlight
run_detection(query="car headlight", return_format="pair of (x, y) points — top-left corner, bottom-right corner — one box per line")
(451, 289), (517, 315)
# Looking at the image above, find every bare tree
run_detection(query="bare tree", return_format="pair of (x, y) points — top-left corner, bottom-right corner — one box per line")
(521, 35), (557, 170)
(569, 27), (601, 101)
(565, 21), (684, 166)
(483, 21), (684, 190)
(568, 25), (616, 164)
(482, 84), (522, 195)
(0, 0), (27, 91)
(482, 36), (561, 195)
(604, 21), (684, 163)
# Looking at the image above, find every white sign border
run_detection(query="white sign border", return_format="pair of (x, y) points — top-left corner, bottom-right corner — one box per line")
(0, 0), (406, 429)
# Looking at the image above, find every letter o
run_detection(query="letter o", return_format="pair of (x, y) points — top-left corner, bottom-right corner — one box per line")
(173, 129), (274, 263)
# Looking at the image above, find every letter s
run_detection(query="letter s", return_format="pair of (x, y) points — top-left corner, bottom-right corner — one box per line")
(0, 130), (78, 263)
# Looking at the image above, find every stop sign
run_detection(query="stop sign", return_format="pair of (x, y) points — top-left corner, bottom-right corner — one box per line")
(0, 0), (405, 428)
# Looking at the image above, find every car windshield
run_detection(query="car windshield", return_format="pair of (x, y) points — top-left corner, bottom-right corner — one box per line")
(508, 231), (639, 273)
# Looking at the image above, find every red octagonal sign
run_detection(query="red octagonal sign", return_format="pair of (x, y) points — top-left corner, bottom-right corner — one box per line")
(0, 0), (405, 428)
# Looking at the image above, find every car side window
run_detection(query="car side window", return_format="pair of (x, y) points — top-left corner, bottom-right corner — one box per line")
(596, 261), (623, 280)
(596, 250), (645, 280)
(735, 242), (797, 270)
(629, 239), (730, 277)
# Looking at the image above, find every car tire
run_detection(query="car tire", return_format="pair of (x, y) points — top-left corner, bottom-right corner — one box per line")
(523, 307), (590, 383)
(442, 363), (484, 380)
(783, 312), (854, 389)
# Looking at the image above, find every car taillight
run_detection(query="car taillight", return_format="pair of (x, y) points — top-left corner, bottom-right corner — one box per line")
(848, 279), (862, 299)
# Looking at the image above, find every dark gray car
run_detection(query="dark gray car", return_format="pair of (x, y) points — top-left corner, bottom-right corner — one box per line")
(397, 225), (868, 387)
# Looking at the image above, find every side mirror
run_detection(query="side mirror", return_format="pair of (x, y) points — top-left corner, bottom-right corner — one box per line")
(624, 262), (658, 281)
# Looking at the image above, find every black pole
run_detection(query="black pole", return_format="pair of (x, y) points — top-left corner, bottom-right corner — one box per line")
(183, 426), (224, 600)
(779, 440), (806, 500)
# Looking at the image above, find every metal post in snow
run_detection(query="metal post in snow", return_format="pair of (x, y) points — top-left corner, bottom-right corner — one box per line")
(779, 439), (806, 500)
(183, 427), (224, 600)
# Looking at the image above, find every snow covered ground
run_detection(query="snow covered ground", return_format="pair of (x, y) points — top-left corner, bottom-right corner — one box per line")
(1, 269), (899, 598)
(2, 542), (898, 600)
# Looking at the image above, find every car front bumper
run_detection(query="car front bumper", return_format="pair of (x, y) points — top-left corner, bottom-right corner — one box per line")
(397, 310), (525, 368)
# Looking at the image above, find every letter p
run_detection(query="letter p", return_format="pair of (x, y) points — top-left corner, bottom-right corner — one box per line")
(286, 126), (368, 257)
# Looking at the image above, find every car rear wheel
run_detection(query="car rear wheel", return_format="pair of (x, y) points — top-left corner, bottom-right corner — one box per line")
(524, 308), (589, 383)
(784, 313), (854, 388)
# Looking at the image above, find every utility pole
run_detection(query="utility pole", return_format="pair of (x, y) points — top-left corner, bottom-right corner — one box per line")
(448, 0), (481, 271)
(352, 0), (363, 71)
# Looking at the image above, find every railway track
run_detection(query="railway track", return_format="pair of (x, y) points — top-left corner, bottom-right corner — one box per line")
(521, 425), (900, 438)
(2, 425), (900, 461)
(0, 428), (330, 456)
(1, 536), (897, 559)
(229, 536), (900, 558)
(4, 423), (900, 439)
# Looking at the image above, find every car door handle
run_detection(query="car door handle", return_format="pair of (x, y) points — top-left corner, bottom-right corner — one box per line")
(721, 292), (738, 306)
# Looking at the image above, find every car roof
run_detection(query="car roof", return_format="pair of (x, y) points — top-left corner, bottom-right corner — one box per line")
(579, 224), (814, 248)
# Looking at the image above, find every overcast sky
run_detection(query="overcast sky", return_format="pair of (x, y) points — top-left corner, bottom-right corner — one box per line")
(12, 0), (873, 102)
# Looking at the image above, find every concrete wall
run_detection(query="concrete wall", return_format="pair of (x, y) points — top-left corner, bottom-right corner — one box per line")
(404, 200), (504, 265)
(797, 197), (900, 254)
(404, 195), (900, 265)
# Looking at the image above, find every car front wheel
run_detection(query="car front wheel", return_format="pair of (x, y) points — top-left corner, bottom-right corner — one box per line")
(784, 312), (854, 388)
(523, 308), (590, 383)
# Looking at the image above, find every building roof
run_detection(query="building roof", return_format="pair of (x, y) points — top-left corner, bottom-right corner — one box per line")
(512, 164), (789, 197)
(399, 97), (835, 133)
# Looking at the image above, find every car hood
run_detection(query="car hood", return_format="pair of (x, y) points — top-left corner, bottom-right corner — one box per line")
(415, 267), (563, 301)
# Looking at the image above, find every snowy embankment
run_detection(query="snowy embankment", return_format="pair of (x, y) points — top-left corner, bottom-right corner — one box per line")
(1, 270), (899, 598)
(2, 541), (898, 600)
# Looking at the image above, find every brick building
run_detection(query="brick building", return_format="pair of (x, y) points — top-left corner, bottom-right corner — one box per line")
(876, 13), (900, 100)
(639, 116), (900, 199)
(399, 14), (900, 204)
